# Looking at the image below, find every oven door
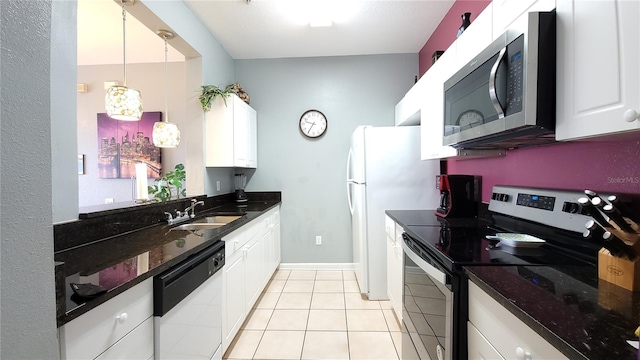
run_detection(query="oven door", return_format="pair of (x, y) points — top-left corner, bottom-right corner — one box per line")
(401, 234), (453, 360)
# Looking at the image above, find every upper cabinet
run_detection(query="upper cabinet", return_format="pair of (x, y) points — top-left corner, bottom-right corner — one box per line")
(492, 0), (555, 39)
(395, 78), (425, 126)
(206, 94), (258, 168)
(556, 0), (640, 140)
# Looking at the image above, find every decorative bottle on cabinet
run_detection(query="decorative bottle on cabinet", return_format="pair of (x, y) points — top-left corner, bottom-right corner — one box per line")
(457, 12), (472, 37)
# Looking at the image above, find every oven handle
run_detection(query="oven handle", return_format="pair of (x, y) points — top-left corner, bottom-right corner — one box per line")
(401, 234), (447, 286)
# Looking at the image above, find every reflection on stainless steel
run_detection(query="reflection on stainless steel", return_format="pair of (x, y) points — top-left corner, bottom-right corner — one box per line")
(403, 255), (450, 360)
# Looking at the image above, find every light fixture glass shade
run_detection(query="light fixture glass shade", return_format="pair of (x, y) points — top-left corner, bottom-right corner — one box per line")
(152, 121), (181, 148)
(105, 85), (143, 121)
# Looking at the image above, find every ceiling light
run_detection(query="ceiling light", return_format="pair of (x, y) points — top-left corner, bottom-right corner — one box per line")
(105, 0), (143, 121)
(278, 0), (362, 27)
(152, 30), (181, 148)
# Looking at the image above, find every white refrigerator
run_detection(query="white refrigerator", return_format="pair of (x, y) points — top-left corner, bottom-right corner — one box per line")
(347, 125), (440, 300)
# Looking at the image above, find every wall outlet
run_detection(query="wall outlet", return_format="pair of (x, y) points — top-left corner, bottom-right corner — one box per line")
(315, 236), (322, 245)
(216, 181), (220, 191)
(105, 198), (114, 204)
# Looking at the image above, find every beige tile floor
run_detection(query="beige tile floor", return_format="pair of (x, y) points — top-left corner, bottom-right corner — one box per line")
(224, 270), (402, 360)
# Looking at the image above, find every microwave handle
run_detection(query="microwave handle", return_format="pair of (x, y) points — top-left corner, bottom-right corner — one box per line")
(489, 47), (507, 119)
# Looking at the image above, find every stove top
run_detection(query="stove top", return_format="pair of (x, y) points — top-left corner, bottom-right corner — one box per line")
(402, 186), (606, 272)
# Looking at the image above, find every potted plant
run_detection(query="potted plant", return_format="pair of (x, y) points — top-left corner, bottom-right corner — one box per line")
(148, 163), (186, 202)
(199, 84), (236, 111)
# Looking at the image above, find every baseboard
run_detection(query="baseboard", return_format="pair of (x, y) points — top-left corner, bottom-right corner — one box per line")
(278, 263), (356, 271)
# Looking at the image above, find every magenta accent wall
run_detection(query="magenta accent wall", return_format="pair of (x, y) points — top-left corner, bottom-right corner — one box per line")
(418, 0), (491, 77)
(447, 137), (640, 203)
(418, 0), (640, 203)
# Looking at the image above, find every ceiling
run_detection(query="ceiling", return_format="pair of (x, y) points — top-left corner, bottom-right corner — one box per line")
(78, 0), (455, 65)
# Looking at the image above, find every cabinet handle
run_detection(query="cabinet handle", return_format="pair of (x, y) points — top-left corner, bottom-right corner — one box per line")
(116, 313), (128, 323)
(623, 109), (639, 123)
(515, 347), (532, 360)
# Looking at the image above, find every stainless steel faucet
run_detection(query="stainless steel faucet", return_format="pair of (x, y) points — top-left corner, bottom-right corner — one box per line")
(185, 199), (205, 218)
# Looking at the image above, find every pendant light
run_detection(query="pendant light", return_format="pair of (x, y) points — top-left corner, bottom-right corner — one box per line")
(105, 0), (143, 121)
(152, 30), (181, 148)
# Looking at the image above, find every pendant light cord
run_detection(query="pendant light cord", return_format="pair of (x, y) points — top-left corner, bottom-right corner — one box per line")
(121, 0), (127, 86)
(164, 35), (169, 123)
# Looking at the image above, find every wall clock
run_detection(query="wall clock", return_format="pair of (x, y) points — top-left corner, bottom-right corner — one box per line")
(299, 109), (328, 138)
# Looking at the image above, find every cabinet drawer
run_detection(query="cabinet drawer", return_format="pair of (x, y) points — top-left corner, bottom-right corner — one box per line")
(468, 282), (567, 360)
(61, 278), (153, 360)
(94, 317), (154, 360)
(468, 321), (505, 360)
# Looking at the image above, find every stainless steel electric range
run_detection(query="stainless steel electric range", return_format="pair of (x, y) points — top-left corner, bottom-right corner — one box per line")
(398, 186), (620, 360)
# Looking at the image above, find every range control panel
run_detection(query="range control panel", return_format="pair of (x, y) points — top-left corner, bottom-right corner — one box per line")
(488, 186), (608, 233)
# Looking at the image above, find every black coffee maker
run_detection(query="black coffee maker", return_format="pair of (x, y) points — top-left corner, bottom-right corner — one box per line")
(435, 175), (481, 218)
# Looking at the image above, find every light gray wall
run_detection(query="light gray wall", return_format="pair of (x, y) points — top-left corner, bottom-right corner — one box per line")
(77, 62), (187, 207)
(143, 0), (236, 198)
(236, 54), (418, 263)
(52, 0), (78, 223)
(1, 0), (59, 358)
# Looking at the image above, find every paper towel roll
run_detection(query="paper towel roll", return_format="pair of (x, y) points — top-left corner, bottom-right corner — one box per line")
(135, 163), (148, 200)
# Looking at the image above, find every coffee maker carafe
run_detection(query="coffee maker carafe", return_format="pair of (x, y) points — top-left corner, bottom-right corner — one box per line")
(435, 175), (480, 218)
(234, 173), (248, 203)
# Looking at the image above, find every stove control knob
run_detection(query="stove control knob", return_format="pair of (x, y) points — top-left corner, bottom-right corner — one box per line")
(499, 194), (510, 202)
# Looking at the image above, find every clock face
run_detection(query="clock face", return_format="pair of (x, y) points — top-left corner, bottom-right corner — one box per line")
(457, 110), (484, 128)
(299, 110), (328, 138)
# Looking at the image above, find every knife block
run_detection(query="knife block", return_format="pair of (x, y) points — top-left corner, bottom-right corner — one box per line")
(598, 248), (640, 291)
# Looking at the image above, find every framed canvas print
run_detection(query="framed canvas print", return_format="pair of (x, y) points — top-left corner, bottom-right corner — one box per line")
(97, 112), (162, 179)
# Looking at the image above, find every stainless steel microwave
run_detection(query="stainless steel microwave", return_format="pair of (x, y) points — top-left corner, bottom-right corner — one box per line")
(443, 11), (556, 150)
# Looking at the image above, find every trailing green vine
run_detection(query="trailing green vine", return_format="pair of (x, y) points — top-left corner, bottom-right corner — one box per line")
(148, 163), (186, 202)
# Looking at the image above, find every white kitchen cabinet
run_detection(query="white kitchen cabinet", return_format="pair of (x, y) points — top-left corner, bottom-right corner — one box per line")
(468, 281), (568, 360)
(385, 216), (403, 322)
(395, 77), (426, 126)
(94, 317), (154, 360)
(222, 232), (246, 352)
(468, 321), (505, 360)
(221, 206), (281, 353)
(455, 3), (493, 67)
(420, 45), (460, 160)
(59, 278), (153, 360)
(556, 0), (640, 140)
(244, 231), (265, 312)
(205, 94), (258, 168)
(492, 0), (555, 39)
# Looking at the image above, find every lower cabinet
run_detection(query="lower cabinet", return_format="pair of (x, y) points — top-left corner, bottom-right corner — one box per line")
(221, 206), (281, 353)
(59, 278), (154, 360)
(385, 216), (403, 322)
(468, 281), (568, 360)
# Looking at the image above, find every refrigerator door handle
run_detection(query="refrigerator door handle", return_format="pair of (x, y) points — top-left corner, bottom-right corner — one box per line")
(346, 149), (354, 215)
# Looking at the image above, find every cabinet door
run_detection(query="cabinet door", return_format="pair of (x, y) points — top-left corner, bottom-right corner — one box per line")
(421, 47), (459, 160)
(468, 322), (505, 360)
(456, 3), (493, 66)
(222, 251), (245, 352)
(243, 234), (264, 312)
(492, 0), (555, 39)
(94, 317), (154, 360)
(556, 0), (640, 140)
(233, 97), (248, 167)
(468, 282), (568, 359)
(247, 108), (258, 168)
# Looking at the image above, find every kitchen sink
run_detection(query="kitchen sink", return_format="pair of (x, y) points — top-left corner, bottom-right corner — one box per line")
(170, 215), (242, 231)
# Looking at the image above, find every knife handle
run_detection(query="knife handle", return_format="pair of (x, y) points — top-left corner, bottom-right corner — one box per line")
(603, 231), (637, 260)
(579, 197), (612, 230)
(602, 204), (636, 233)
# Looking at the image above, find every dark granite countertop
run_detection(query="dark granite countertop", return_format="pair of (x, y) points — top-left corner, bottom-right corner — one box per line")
(385, 209), (640, 360)
(466, 266), (639, 360)
(55, 198), (280, 327)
